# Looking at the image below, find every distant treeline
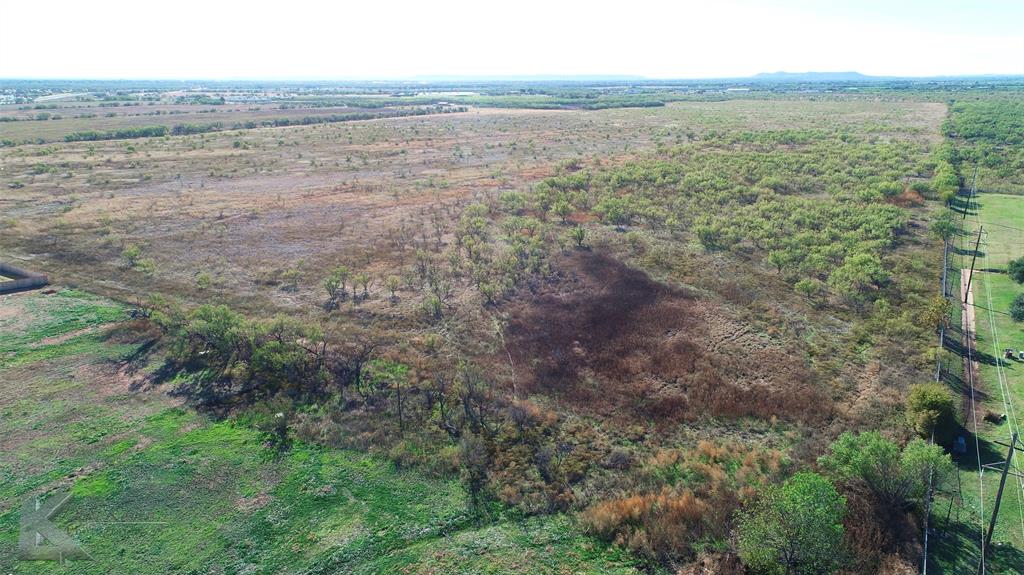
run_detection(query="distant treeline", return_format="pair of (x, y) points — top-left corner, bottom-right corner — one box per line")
(62, 106), (465, 142)
(64, 125), (169, 141)
(944, 98), (1024, 191)
(287, 93), (671, 110)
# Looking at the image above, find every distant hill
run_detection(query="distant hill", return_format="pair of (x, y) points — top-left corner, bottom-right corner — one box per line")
(750, 71), (874, 82)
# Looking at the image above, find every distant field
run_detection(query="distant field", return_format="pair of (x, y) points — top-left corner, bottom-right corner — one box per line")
(0, 289), (638, 574)
(0, 98), (944, 315)
(0, 104), (452, 143)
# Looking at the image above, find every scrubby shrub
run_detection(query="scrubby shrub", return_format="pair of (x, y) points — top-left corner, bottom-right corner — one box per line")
(569, 226), (586, 248)
(1009, 257), (1024, 284)
(584, 488), (710, 564)
(930, 210), (958, 242)
(736, 472), (846, 575)
(905, 383), (956, 440)
(582, 442), (785, 566)
(120, 244), (141, 268)
(818, 431), (953, 510)
(1011, 292), (1024, 322)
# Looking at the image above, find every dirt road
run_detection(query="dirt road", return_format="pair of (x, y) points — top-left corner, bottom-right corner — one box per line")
(961, 268), (981, 417)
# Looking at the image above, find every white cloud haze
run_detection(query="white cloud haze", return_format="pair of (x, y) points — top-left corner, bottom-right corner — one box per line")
(1, 0), (1022, 79)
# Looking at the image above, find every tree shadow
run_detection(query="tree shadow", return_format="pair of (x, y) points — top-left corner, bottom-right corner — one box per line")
(972, 302), (1013, 318)
(943, 332), (1001, 366)
(948, 196), (973, 214)
(928, 515), (1024, 574)
(952, 244), (985, 258)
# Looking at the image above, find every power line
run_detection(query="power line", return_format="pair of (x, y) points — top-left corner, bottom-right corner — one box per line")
(960, 181), (987, 573)
(958, 170), (1024, 572)
(971, 173), (1024, 562)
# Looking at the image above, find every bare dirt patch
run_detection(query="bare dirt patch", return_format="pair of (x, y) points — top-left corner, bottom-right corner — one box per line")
(503, 251), (829, 425)
(237, 493), (273, 513)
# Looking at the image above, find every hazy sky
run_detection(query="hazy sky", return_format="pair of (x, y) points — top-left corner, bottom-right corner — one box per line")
(2, 0), (1022, 79)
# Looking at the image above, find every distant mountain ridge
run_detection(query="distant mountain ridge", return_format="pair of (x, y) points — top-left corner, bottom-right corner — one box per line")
(750, 71), (873, 82)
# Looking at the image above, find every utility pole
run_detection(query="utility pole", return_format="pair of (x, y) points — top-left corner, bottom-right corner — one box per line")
(964, 227), (984, 304)
(964, 164), (978, 220)
(979, 433), (1020, 574)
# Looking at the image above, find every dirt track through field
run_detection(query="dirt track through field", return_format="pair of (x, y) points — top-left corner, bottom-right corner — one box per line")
(961, 268), (981, 417)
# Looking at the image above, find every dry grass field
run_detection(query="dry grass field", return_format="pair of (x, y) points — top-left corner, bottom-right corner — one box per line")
(0, 99), (943, 315)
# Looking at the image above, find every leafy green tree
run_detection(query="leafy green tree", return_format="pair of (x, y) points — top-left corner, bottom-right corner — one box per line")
(919, 295), (951, 330)
(595, 196), (630, 226)
(385, 275), (400, 300)
(736, 472), (846, 575)
(553, 200), (573, 224)
(818, 432), (954, 509)
(930, 211), (958, 242)
(876, 182), (902, 198)
(905, 383), (956, 440)
(121, 244), (142, 268)
(1011, 292), (1024, 322)
(354, 273), (371, 298)
(1008, 257), (1024, 284)
(281, 268), (301, 292)
(569, 226), (586, 248)
(323, 267), (346, 305)
(499, 191), (527, 214)
(827, 252), (887, 304)
(794, 278), (823, 301)
(696, 225), (720, 251)
(180, 304), (245, 369)
(768, 250), (792, 273)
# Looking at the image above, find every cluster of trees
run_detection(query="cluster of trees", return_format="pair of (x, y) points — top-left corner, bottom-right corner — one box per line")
(321, 266), (384, 308)
(930, 143), (961, 204)
(64, 125), (168, 141)
(1010, 257), (1024, 322)
(513, 127), (929, 308)
(145, 294), (508, 442)
(945, 98), (1024, 189)
(577, 427), (953, 574)
(736, 430), (952, 575)
(170, 122), (224, 135)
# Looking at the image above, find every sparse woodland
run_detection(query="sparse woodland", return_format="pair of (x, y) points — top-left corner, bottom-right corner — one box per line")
(2, 84), (1021, 573)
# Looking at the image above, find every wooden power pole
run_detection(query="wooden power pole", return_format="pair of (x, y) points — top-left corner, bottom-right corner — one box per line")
(979, 433), (1020, 573)
(964, 227), (984, 304)
(964, 164), (978, 220)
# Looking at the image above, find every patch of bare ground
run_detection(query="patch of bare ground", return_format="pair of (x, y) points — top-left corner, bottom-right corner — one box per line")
(74, 360), (177, 400)
(237, 493), (273, 513)
(503, 251), (830, 425)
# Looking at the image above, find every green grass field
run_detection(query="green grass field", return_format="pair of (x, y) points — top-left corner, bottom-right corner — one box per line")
(970, 192), (1024, 548)
(931, 192), (1024, 574)
(0, 289), (640, 574)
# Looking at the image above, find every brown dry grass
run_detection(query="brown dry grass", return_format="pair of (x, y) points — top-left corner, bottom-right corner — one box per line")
(504, 251), (829, 424)
(0, 98), (942, 321)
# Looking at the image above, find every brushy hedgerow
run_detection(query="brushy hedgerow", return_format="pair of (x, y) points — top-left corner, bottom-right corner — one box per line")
(581, 441), (788, 568)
